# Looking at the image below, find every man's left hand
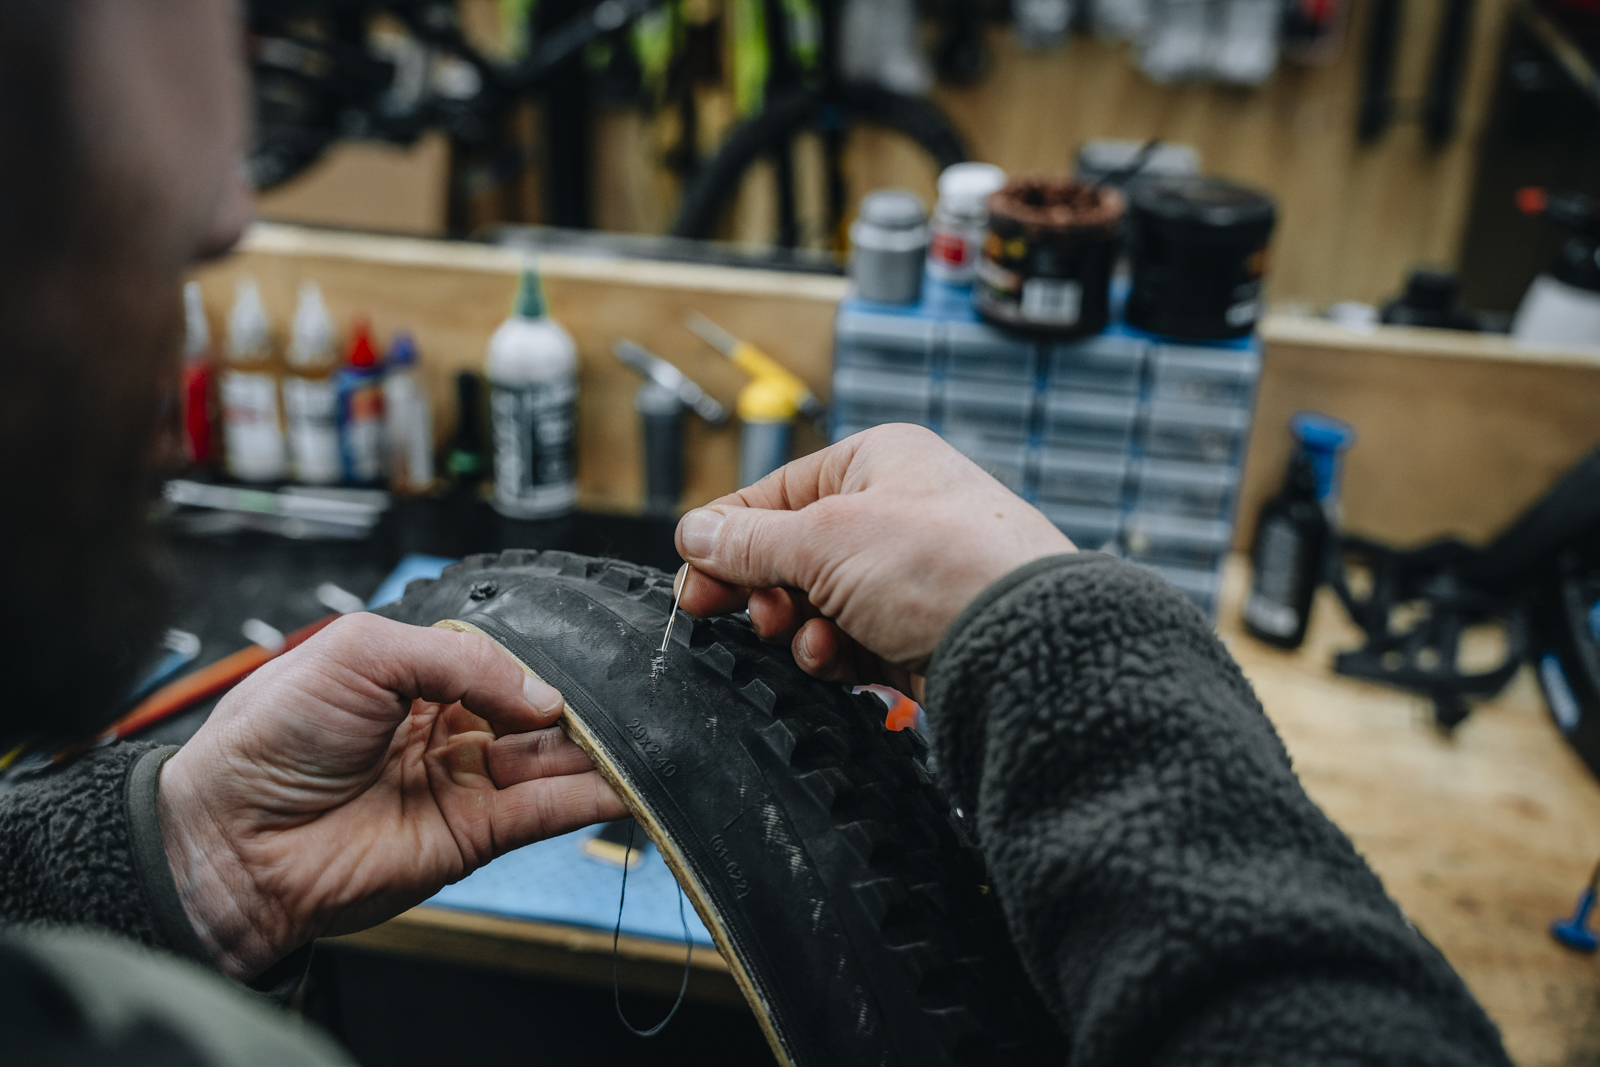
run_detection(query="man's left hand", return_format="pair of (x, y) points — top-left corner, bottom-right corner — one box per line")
(157, 612), (626, 981)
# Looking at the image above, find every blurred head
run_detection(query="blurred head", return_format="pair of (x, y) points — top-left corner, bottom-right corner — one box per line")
(0, 0), (252, 748)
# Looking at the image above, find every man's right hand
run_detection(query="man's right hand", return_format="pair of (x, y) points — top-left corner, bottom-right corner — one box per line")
(674, 424), (1075, 700)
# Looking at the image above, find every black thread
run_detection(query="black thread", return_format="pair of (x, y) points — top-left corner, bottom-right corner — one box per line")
(612, 819), (693, 1037)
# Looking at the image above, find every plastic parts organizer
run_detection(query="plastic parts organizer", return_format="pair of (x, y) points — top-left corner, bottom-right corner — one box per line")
(831, 280), (1261, 618)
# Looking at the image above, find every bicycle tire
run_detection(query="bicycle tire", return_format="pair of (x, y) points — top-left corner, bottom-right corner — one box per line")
(379, 549), (1064, 1067)
(671, 83), (969, 242)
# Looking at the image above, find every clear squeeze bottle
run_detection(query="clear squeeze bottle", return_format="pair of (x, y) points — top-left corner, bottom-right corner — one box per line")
(283, 281), (342, 485)
(383, 332), (435, 495)
(220, 277), (287, 482)
(486, 268), (578, 519)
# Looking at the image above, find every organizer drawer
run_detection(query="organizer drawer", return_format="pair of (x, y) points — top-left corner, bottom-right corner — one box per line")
(1046, 335), (1145, 395)
(1042, 393), (1139, 453)
(831, 367), (934, 428)
(1142, 401), (1249, 464)
(1150, 345), (1259, 407)
(1133, 458), (1239, 518)
(1037, 450), (1128, 507)
(834, 309), (938, 375)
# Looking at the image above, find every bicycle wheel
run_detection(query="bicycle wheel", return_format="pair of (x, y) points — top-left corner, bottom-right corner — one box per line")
(379, 549), (1064, 1067)
(671, 83), (969, 246)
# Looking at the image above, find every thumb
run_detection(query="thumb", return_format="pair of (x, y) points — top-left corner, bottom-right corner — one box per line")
(300, 614), (565, 734)
(677, 505), (817, 591)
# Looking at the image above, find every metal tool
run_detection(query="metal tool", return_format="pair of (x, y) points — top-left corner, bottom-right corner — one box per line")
(660, 568), (689, 653)
(614, 339), (728, 426)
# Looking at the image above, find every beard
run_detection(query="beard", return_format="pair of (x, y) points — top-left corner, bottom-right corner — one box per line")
(0, 263), (177, 751)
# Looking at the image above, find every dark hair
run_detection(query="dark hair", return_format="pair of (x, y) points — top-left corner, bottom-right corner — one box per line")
(0, 0), (173, 751)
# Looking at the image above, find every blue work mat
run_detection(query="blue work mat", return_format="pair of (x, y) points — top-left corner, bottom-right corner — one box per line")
(427, 824), (714, 947)
(366, 553), (458, 609)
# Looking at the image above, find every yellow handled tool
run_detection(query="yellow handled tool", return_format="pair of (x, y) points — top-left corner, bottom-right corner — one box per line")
(684, 312), (825, 422)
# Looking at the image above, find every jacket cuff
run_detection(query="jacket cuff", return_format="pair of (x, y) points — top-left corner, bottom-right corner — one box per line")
(928, 551), (1107, 684)
(125, 745), (315, 1003)
(125, 746), (213, 967)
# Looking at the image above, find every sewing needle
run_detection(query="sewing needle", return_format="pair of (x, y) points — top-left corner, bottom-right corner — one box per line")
(660, 566), (689, 653)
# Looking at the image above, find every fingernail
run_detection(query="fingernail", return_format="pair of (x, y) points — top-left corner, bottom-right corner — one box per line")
(679, 508), (723, 560)
(523, 674), (564, 718)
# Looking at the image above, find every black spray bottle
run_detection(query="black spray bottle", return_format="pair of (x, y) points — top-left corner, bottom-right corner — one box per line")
(1244, 450), (1329, 649)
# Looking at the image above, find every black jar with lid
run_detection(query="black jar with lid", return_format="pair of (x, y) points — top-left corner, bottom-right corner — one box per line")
(974, 176), (1125, 338)
(1125, 176), (1277, 340)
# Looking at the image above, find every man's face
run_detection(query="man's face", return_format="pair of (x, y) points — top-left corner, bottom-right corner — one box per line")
(74, 0), (254, 270)
(0, 0), (255, 748)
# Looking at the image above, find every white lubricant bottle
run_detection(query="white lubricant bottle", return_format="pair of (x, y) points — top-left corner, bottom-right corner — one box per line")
(221, 277), (287, 482)
(283, 281), (342, 485)
(486, 268), (578, 519)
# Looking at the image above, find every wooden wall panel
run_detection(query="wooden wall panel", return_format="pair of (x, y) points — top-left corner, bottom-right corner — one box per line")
(255, 133), (451, 237)
(1240, 316), (1600, 549)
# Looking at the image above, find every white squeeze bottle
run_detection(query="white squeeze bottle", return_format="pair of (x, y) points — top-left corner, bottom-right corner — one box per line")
(486, 267), (578, 519)
(283, 281), (342, 485)
(221, 277), (287, 482)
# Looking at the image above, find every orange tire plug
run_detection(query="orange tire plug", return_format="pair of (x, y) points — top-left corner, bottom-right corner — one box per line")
(857, 684), (923, 732)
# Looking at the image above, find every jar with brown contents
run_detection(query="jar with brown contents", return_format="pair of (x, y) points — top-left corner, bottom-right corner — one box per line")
(975, 176), (1125, 337)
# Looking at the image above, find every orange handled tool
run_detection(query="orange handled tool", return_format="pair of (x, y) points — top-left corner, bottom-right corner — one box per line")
(109, 613), (340, 740)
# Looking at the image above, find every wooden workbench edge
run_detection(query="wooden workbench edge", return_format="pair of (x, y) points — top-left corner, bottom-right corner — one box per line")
(1259, 312), (1600, 370)
(240, 223), (853, 303)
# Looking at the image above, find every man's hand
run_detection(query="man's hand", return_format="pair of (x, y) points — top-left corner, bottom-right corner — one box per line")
(675, 424), (1075, 699)
(157, 613), (626, 981)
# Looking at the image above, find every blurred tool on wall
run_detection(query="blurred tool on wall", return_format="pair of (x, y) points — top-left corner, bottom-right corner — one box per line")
(487, 268), (579, 519)
(180, 282), (218, 472)
(1511, 188), (1600, 348)
(840, 0), (932, 94)
(1358, 0), (1472, 146)
(1074, 140), (1200, 192)
(1013, 0), (1075, 50)
(1243, 413), (1356, 649)
(686, 312), (820, 488)
(614, 340), (728, 517)
(222, 277), (288, 483)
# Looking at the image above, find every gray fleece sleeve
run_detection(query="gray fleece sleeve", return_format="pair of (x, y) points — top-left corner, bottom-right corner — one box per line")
(924, 552), (1511, 1067)
(0, 742), (312, 1001)
(0, 742), (200, 953)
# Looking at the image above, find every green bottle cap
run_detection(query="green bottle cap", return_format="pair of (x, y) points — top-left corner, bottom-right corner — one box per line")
(514, 268), (547, 319)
